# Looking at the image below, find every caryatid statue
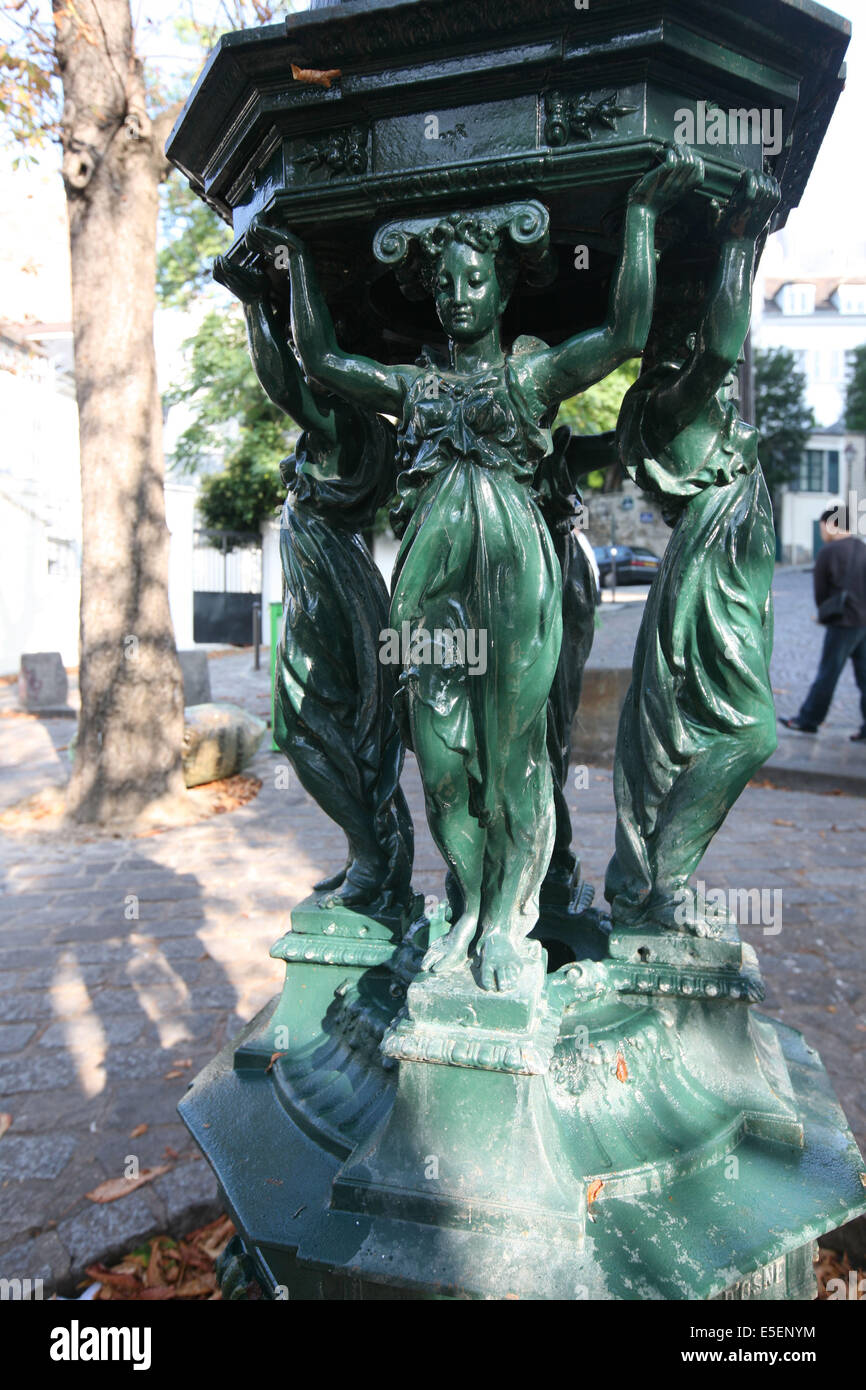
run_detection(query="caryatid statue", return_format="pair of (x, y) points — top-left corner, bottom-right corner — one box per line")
(213, 249), (415, 919)
(249, 144), (703, 989)
(605, 171), (781, 939)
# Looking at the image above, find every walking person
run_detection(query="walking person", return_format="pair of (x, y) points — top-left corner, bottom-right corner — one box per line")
(780, 506), (866, 742)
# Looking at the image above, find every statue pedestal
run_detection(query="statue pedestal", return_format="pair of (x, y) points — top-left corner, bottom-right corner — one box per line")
(180, 899), (866, 1300)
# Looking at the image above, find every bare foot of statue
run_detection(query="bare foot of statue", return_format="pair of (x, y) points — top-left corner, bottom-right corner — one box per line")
(320, 856), (389, 909)
(648, 890), (735, 940)
(477, 928), (524, 992)
(690, 913), (730, 940)
(314, 866), (347, 893)
(422, 913), (478, 974)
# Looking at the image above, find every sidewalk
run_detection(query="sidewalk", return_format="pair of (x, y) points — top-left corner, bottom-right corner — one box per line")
(0, 645), (864, 1291)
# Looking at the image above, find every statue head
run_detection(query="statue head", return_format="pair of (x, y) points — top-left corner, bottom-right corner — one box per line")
(419, 214), (515, 340)
(373, 200), (555, 341)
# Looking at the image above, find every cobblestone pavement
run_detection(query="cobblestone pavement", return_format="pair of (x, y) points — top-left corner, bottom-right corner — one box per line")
(0, 598), (864, 1292)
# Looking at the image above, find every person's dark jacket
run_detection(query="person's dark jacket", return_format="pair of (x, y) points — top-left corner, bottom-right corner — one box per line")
(814, 535), (866, 626)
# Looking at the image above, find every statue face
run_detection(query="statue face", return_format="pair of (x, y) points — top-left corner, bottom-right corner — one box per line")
(434, 242), (502, 340)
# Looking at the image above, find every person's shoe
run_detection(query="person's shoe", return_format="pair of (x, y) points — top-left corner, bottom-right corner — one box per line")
(779, 716), (818, 734)
(851, 729), (866, 743)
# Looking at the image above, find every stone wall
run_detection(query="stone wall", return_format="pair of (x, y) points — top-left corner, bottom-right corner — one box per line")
(581, 481), (671, 558)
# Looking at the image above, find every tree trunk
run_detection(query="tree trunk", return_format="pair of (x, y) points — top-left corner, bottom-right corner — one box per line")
(54, 0), (185, 824)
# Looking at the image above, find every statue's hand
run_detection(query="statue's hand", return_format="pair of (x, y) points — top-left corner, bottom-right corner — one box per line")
(628, 144), (704, 213)
(212, 255), (268, 303)
(247, 215), (305, 267)
(719, 170), (780, 242)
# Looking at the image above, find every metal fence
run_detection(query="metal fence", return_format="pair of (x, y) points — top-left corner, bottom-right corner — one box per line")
(193, 528), (262, 645)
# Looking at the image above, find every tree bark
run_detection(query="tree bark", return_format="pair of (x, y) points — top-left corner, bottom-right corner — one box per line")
(54, 0), (185, 824)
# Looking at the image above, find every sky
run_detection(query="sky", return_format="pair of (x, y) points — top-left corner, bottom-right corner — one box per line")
(762, 0), (866, 277)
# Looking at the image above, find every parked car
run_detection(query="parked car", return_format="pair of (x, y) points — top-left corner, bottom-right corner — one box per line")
(592, 544), (661, 589)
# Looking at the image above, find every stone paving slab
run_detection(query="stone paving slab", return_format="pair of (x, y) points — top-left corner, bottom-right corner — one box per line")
(0, 607), (864, 1292)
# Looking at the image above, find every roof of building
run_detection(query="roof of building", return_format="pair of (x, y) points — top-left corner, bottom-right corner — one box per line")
(764, 277), (866, 312)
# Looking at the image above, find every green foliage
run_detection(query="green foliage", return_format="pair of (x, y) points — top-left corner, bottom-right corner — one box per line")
(158, 175), (232, 309)
(197, 438), (288, 532)
(168, 306), (293, 530)
(845, 344), (866, 432)
(556, 359), (640, 434)
(753, 347), (814, 498)
(555, 359), (639, 488)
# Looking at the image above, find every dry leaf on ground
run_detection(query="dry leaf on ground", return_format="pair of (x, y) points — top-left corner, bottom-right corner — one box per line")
(84, 1216), (237, 1301)
(85, 1164), (171, 1204)
(815, 1247), (865, 1299)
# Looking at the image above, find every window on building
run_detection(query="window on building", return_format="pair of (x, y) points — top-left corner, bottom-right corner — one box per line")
(789, 449), (840, 493)
(780, 284), (816, 315)
(47, 537), (78, 578)
(838, 285), (866, 315)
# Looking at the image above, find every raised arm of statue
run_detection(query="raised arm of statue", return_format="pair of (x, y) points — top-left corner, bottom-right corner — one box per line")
(515, 146), (704, 409)
(643, 171), (780, 450)
(247, 221), (416, 417)
(213, 251), (336, 440)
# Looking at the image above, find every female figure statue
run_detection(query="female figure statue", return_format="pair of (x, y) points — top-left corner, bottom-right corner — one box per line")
(535, 425), (608, 914)
(605, 171), (781, 938)
(213, 250), (414, 917)
(252, 145), (701, 988)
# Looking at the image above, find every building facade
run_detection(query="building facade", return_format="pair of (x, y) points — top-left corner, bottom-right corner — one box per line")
(752, 276), (866, 563)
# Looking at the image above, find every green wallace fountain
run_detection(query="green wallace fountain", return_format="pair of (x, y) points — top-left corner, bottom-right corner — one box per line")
(168, 0), (866, 1299)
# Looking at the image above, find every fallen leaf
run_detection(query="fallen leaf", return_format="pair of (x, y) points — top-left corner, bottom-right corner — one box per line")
(85, 1264), (142, 1291)
(772, 819), (795, 827)
(587, 1178), (604, 1206)
(171, 1058), (192, 1069)
(173, 1273), (218, 1299)
(164, 1146), (179, 1161)
(146, 1239), (164, 1289)
(290, 62), (341, 88)
(164, 1070), (185, 1080)
(265, 1051), (286, 1074)
(827, 1005), (837, 1013)
(129, 1123), (148, 1139)
(176, 1242), (211, 1271)
(0, 1114), (12, 1139)
(615, 1050), (628, 1083)
(86, 1164), (172, 1204)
